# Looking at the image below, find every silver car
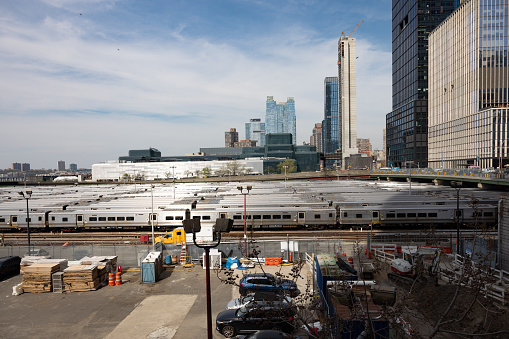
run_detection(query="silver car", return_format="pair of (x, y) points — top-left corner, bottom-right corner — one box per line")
(226, 292), (292, 310)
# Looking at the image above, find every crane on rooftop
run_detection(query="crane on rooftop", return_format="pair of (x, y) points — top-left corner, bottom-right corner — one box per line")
(341, 20), (364, 40)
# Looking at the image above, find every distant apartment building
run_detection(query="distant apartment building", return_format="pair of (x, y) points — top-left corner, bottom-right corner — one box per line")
(428, 0), (509, 168)
(21, 163), (30, 171)
(386, 0), (458, 168)
(245, 119), (266, 147)
(70, 163), (78, 172)
(225, 128), (239, 148)
(338, 36), (359, 168)
(357, 138), (372, 156)
(322, 77), (339, 155)
(57, 160), (66, 171)
(11, 163), (21, 171)
(265, 96), (296, 145)
(310, 123), (323, 153)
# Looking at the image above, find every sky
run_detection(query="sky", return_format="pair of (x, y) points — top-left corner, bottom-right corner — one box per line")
(0, 0), (392, 170)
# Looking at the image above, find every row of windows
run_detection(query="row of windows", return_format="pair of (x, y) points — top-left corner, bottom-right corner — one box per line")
(89, 216), (136, 222)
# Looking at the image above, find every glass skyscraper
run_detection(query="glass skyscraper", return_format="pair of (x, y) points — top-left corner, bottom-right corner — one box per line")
(245, 118), (266, 147)
(322, 77), (339, 155)
(265, 96), (296, 145)
(386, 0), (458, 168)
(428, 0), (509, 168)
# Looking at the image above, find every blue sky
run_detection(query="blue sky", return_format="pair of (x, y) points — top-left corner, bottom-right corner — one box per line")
(0, 0), (392, 169)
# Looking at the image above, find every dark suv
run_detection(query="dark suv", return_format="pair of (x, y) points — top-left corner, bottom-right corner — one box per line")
(239, 273), (299, 297)
(216, 302), (295, 338)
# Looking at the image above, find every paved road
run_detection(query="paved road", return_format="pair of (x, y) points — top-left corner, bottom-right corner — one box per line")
(0, 262), (311, 339)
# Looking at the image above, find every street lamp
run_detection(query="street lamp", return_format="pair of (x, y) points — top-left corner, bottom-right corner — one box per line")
(451, 181), (462, 254)
(283, 165), (288, 188)
(237, 185), (252, 256)
(151, 185), (155, 250)
(18, 190), (32, 253)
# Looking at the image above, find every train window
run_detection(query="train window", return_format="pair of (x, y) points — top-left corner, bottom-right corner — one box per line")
(428, 213), (437, 218)
(62, 218), (68, 222)
(372, 212), (379, 218)
(0, 218), (4, 222)
(166, 216), (174, 220)
(193, 216), (200, 220)
(117, 217), (125, 221)
(247, 215), (252, 219)
(418, 213), (426, 217)
(355, 214), (362, 218)
(89, 217), (97, 221)
(397, 213), (405, 218)
(407, 213), (416, 217)
(176, 216), (184, 220)
(315, 214), (321, 219)
(282, 215), (291, 219)
(99, 217), (106, 221)
(263, 215), (271, 219)
(387, 213), (395, 218)
(38, 216), (43, 221)
(52, 216), (55, 221)
(202, 216), (211, 220)
(77, 216), (82, 221)
(343, 212), (348, 217)
(456, 210), (463, 217)
(484, 212), (494, 217)
(253, 215), (261, 219)
(233, 215), (242, 220)
(126, 216), (134, 221)
(152, 215), (157, 220)
(298, 213), (305, 218)
(12, 216), (17, 222)
(25, 218), (32, 222)
(108, 217), (115, 221)
(273, 215), (281, 219)
(329, 213), (333, 218)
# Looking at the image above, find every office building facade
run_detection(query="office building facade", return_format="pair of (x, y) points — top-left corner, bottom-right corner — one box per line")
(57, 160), (65, 171)
(428, 0), (509, 168)
(338, 38), (359, 168)
(386, 0), (458, 168)
(322, 77), (339, 155)
(225, 128), (239, 148)
(245, 118), (266, 147)
(265, 96), (296, 145)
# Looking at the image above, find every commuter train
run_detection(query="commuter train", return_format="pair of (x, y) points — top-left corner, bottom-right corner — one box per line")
(0, 202), (498, 231)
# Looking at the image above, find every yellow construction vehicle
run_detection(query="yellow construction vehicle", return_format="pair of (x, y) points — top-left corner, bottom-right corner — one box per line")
(155, 228), (186, 245)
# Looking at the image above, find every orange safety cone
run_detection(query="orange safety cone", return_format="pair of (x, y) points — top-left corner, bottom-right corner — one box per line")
(348, 256), (354, 269)
(108, 273), (115, 286)
(115, 272), (122, 286)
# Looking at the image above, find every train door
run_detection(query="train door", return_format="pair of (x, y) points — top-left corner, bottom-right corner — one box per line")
(10, 215), (18, 227)
(76, 214), (84, 227)
(371, 210), (380, 225)
(149, 213), (158, 226)
(297, 211), (306, 226)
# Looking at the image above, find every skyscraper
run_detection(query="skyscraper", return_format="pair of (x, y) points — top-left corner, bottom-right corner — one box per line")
(245, 119), (266, 147)
(225, 128), (239, 148)
(428, 0), (509, 168)
(322, 77), (339, 155)
(310, 123), (323, 153)
(386, 0), (458, 168)
(57, 160), (65, 171)
(265, 96), (296, 145)
(338, 37), (358, 168)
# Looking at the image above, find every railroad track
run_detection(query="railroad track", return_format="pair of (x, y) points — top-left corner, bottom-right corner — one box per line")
(0, 229), (495, 245)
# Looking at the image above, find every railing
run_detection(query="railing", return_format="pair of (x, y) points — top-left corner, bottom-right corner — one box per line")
(372, 168), (507, 180)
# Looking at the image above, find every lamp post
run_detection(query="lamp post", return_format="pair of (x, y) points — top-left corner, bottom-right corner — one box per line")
(283, 165), (288, 188)
(18, 190), (32, 253)
(451, 181), (462, 254)
(169, 166), (176, 200)
(237, 185), (252, 256)
(151, 185), (155, 250)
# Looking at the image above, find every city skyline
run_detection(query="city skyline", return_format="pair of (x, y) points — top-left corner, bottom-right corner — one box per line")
(0, 0), (392, 169)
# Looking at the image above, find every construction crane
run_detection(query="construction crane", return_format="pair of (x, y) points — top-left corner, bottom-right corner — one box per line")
(341, 20), (364, 40)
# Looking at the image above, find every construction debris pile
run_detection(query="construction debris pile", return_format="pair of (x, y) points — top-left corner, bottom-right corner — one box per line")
(22, 263), (60, 293)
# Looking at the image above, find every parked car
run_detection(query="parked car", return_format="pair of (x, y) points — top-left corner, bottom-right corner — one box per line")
(216, 302), (296, 338)
(23, 249), (50, 257)
(239, 273), (300, 297)
(234, 329), (302, 338)
(0, 256), (21, 280)
(226, 292), (292, 310)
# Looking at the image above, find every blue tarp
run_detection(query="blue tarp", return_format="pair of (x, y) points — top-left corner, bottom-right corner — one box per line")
(225, 257), (240, 269)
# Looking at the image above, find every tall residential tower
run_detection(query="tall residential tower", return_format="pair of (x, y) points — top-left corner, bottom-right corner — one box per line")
(265, 96), (296, 145)
(245, 119), (266, 147)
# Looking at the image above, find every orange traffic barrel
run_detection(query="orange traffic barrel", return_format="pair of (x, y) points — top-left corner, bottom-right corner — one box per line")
(115, 272), (122, 286)
(108, 273), (115, 286)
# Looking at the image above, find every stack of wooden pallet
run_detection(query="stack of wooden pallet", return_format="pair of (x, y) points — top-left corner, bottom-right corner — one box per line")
(63, 265), (100, 292)
(22, 263), (60, 293)
(79, 256), (118, 284)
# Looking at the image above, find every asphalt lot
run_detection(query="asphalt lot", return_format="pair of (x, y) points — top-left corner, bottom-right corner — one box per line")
(0, 262), (311, 339)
